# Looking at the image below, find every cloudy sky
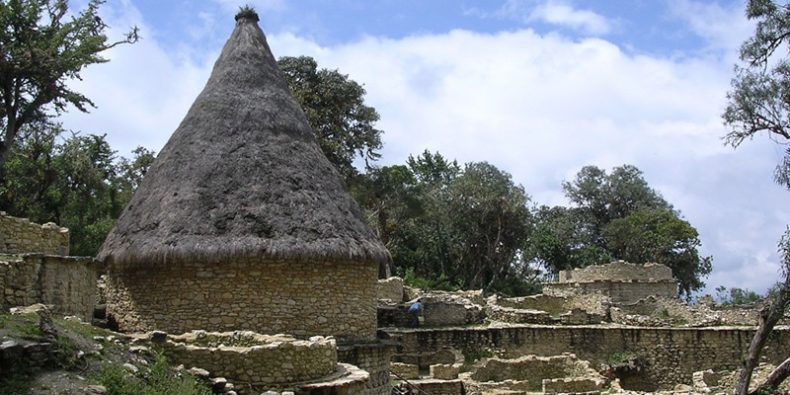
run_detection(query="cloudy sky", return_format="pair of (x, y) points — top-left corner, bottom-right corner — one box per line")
(60, 0), (789, 295)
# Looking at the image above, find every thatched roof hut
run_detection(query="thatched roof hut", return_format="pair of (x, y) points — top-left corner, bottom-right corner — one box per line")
(99, 11), (389, 269)
(98, 10), (388, 340)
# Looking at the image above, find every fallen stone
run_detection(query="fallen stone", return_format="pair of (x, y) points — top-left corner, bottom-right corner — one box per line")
(123, 363), (138, 374)
(188, 367), (210, 378)
(85, 384), (107, 394)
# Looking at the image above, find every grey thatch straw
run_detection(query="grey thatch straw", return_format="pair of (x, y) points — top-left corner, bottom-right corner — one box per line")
(98, 11), (389, 269)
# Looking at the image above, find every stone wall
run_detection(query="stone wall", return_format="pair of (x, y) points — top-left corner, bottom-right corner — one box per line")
(558, 261), (673, 283)
(0, 212), (69, 255)
(467, 354), (604, 392)
(157, 331), (336, 388)
(106, 259), (378, 341)
(544, 280), (677, 304)
(338, 341), (393, 395)
(493, 293), (610, 318)
(386, 325), (790, 391)
(0, 254), (98, 321)
(376, 277), (404, 302)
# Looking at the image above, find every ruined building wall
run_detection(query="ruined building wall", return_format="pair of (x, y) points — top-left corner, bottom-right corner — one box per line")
(0, 254), (98, 321)
(389, 326), (790, 391)
(106, 259), (378, 341)
(0, 212), (69, 255)
(338, 342), (393, 395)
(558, 261), (673, 283)
(544, 281), (677, 304)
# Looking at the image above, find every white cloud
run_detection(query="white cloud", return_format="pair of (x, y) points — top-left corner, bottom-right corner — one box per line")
(670, 0), (755, 56)
(468, 0), (612, 36)
(60, 2), (788, 295)
(527, 1), (612, 35)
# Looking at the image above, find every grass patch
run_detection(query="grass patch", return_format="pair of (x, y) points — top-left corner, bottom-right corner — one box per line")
(0, 372), (34, 395)
(0, 312), (43, 339)
(609, 351), (638, 365)
(92, 353), (212, 395)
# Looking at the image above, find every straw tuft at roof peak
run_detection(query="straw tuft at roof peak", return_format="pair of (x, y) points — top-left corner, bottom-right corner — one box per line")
(99, 13), (389, 269)
(235, 5), (259, 22)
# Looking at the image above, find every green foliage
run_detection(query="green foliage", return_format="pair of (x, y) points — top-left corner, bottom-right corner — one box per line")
(527, 165), (710, 298)
(608, 351), (638, 365)
(604, 209), (712, 297)
(94, 353), (211, 395)
(723, 0), (790, 189)
(0, 0), (138, 166)
(278, 56), (383, 181)
(715, 286), (764, 305)
(355, 150), (537, 295)
(0, 124), (156, 256)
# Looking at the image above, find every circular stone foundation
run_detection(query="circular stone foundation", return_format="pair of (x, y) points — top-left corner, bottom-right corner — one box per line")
(158, 331), (337, 386)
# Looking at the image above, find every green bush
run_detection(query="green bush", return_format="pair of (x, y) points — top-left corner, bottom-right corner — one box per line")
(94, 353), (211, 395)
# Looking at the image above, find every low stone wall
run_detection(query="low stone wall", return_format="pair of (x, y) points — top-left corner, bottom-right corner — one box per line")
(376, 277), (404, 302)
(544, 280), (677, 304)
(558, 261), (673, 283)
(106, 259), (378, 341)
(0, 212), (69, 255)
(337, 341), (393, 395)
(386, 325), (790, 391)
(157, 331), (337, 387)
(467, 354), (602, 392)
(0, 254), (98, 321)
(378, 294), (485, 328)
(489, 293), (609, 324)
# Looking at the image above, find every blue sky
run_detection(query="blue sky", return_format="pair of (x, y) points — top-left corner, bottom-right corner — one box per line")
(60, 0), (789, 296)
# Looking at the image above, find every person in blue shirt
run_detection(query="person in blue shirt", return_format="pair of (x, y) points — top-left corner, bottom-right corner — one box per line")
(407, 298), (423, 328)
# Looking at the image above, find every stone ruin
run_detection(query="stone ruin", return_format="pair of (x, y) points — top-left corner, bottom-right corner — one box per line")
(0, 212), (99, 322)
(376, 261), (790, 394)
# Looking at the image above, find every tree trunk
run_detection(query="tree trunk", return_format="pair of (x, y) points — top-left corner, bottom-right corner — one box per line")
(735, 283), (790, 395)
(750, 357), (790, 395)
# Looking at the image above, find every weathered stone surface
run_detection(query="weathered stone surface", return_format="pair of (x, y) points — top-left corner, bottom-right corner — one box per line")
(160, 331), (337, 387)
(0, 212), (69, 255)
(390, 362), (419, 379)
(106, 260), (377, 341)
(468, 354), (603, 392)
(430, 363), (461, 380)
(376, 277), (404, 302)
(387, 325), (790, 391)
(1, 255), (98, 321)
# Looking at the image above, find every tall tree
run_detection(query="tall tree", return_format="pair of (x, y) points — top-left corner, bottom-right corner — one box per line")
(723, 1), (790, 393)
(530, 164), (710, 298)
(603, 208), (712, 296)
(278, 56), (383, 181)
(0, 0), (138, 167)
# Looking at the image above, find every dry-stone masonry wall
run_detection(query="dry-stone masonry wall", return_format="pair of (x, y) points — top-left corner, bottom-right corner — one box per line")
(559, 261), (673, 283)
(467, 354), (604, 392)
(387, 325), (790, 391)
(337, 341), (393, 395)
(0, 212), (69, 255)
(547, 261), (678, 304)
(376, 277), (404, 302)
(158, 331), (337, 388)
(106, 259), (377, 341)
(0, 254), (98, 321)
(544, 280), (677, 304)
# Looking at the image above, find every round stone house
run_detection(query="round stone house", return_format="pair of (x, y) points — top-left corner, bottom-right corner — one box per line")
(98, 11), (389, 342)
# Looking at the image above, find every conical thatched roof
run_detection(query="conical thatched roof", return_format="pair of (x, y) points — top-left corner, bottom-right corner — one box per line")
(99, 11), (389, 268)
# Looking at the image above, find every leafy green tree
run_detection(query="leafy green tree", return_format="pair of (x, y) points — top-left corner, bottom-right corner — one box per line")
(0, 0), (138, 167)
(0, 126), (156, 256)
(527, 205), (610, 275)
(723, 1), (790, 393)
(603, 209), (712, 297)
(278, 56), (383, 181)
(530, 165), (709, 298)
(562, 164), (671, 236)
(715, 286), (763, 305)
(446, 162), (532, 290)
